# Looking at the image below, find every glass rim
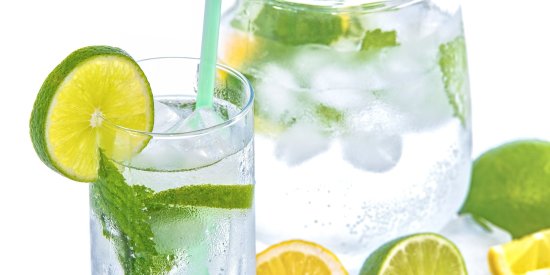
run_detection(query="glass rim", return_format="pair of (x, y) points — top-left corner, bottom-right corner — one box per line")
(100, 56), (254, 139)
(243, 0), (420, 11)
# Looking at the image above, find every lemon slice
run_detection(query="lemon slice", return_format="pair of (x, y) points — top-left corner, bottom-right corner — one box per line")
(257, 239), (348, 275)
(489, 229), (550, 275)
(30, 46), (153, 182)
(360, 233), (467, 275)
(220, 31), (261, 70)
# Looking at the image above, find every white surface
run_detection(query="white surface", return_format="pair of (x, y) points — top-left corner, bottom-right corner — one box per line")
(440, 215), (512, 275)
(0, 0), (549, 274)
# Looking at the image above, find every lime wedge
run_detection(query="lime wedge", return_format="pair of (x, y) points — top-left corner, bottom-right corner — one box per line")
(252, 3), (345, 46)
(30, 46), (154, 182)
(360, 233), (468, 275)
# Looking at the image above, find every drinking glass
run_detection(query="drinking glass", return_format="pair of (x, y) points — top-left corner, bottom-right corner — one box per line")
(220, 0), (472, 271)
(89, 57), (255, 274)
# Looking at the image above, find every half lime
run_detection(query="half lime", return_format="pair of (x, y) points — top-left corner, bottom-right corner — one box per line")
(360, 233), (468, 275)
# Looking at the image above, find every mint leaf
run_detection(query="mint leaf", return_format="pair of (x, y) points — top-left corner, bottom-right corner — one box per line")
(149, 184), (254, 210)
(91, 153), (174, 274)
(439, 36), (470, 126)
(360, 29), (398, 51)
(253, 4), (344, 46)
(315, 104), (344, 128)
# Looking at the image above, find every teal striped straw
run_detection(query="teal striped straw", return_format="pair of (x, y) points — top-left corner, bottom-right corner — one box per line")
(195, 0), (223, 109)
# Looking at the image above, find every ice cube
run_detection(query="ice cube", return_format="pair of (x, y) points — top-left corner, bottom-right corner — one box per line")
(377, 58), (453, 131)
(293, 45), (382, 90)
(168, 107), (225, 133)
(130, 107), (244, 171)
(367, 3), (426, 44)
(310, 66), (361, 91)
(173, 109), (236, 167)
(313, 88), (373, 112)
(291, 45), (384, 114)
(346, 100), (405, 136)
(439, 215), (512, 275)
(127, 140), (187, 171)
(422, 7), (465, 47)
(340, 131), (402, 172)
(255, 64), (302, 123)
(275, 121), (330, 166)
(308, 67), (380, 111)
(129, 134), (235, 172)
(433, 10), (464, 45)
(371, 39), (437, 86)
(152, 100), (182, 133)
(361, 10), (460, 132)
(368, 2), (456, 44)
(292, 45), (340, 79)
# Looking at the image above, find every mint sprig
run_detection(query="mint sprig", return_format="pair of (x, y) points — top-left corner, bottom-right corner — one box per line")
(91, 153), (174, 274)
(315, 104), (344, 128)
(91, 153), (255, 274)
(439, 36), (470, 126)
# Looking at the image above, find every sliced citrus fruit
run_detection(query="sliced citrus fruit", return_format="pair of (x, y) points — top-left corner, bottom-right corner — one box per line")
(220, 31), (261, 70)
(30, 46), (153, 182)
(488, 229), (550, 275)
(360, 233), (467, 275)
(256, 239), (348, 275)
(252, 4), (344, 46)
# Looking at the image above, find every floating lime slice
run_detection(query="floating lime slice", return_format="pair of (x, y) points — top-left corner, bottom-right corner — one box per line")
(252, 4), (345, 46)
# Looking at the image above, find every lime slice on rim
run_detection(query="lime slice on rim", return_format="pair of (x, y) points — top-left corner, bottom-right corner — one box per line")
(30, 46), (154, 182)
(360, 233), (468, 275)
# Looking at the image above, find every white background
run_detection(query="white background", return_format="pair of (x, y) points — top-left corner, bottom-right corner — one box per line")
(1, 0), (549, 274)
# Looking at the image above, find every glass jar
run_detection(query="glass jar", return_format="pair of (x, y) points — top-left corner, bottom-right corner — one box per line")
(220, 0), (471, 272)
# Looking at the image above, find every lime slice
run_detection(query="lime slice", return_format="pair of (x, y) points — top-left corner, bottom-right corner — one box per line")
(148, 184), (254, 210)
(360, 233), (467, 275)
(252, 3), (345, 46)
(460, 140), (550, 238)
(30, 46), (154, 182)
